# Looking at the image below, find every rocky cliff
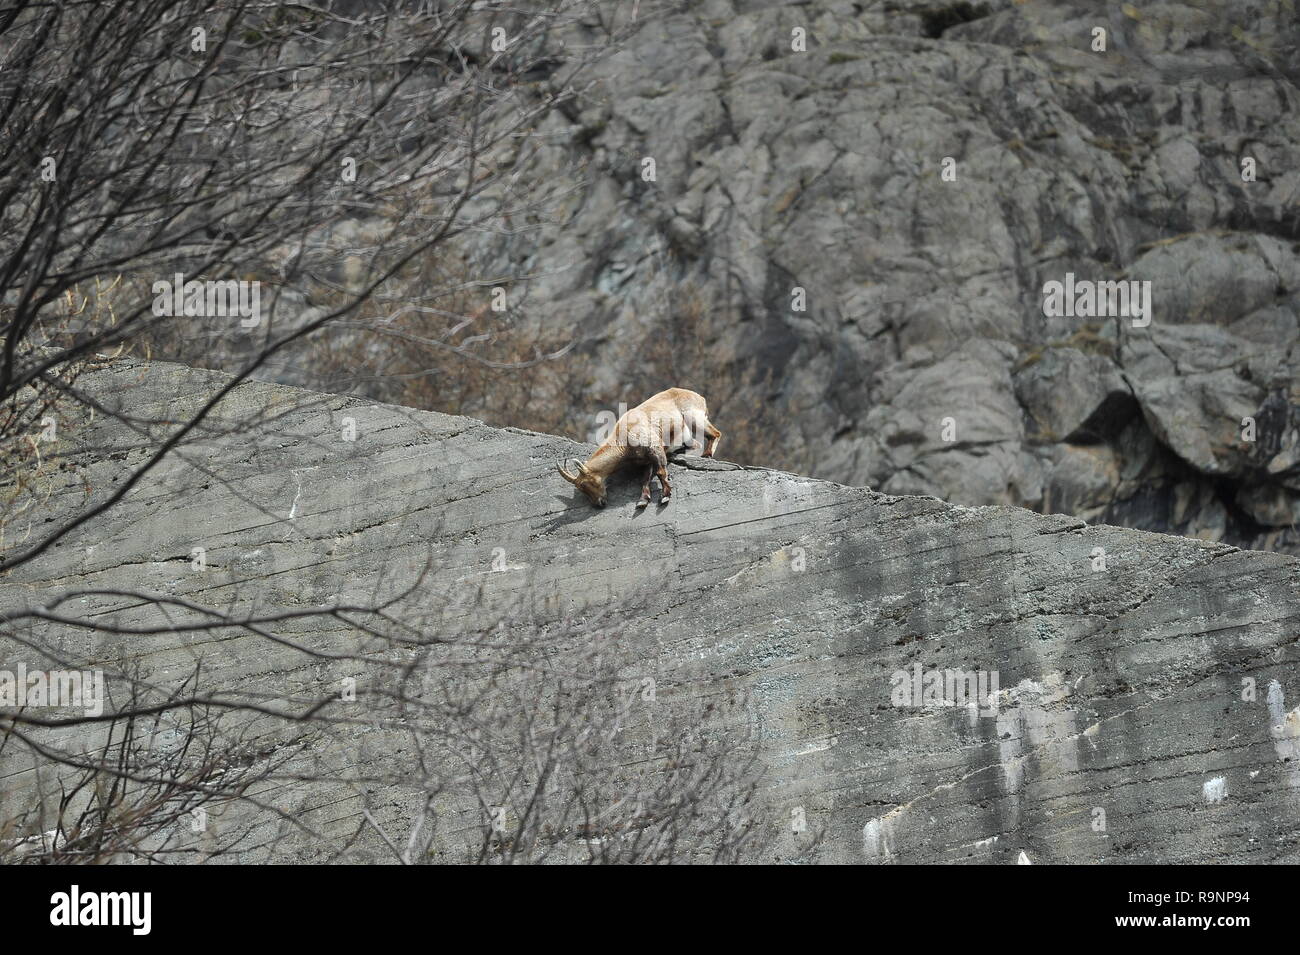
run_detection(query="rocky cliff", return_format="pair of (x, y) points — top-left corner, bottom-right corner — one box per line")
(151, 0), (1300, 551)
(3, 359), (1299, 862)
(383, 0), (1300, 553)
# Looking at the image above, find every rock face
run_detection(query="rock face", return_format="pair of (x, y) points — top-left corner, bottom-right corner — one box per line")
(422, 0), (1300, 553)
(4, 359), (1299, 863)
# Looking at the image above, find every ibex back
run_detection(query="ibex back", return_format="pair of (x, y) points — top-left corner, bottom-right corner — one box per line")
(557, 388), (722, 508)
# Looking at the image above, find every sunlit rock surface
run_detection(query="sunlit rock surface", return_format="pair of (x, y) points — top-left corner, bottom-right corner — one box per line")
(3, 360), (1298, 862)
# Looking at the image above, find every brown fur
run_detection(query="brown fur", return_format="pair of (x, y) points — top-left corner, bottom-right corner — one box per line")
(557, 388), (722, 508)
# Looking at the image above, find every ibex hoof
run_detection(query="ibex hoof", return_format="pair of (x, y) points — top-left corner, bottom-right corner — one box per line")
(636, 499), (648, 509)
(659, 495), (671, 506)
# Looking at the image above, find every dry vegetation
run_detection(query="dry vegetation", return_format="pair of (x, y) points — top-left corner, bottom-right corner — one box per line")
(301, 270), (797, 471)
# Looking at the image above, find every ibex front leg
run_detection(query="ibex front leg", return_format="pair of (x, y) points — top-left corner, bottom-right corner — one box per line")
(654, 446), (672, 505)
(636, 462), (655, 509)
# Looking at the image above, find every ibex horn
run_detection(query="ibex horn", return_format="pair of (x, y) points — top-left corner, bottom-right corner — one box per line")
(556, 459), (580, 484)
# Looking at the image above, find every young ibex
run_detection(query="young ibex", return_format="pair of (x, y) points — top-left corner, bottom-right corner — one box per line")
(557, 388), (722, 509)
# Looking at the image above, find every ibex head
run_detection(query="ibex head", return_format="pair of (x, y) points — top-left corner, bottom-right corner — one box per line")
(557, 458), (607, 507)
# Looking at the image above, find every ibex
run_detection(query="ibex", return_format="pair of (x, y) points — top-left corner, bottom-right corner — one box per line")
(557, 388), (722, 509)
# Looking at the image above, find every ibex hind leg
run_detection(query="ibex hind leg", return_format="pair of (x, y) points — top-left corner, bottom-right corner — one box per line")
(696, 414), (722, 458)
(682, 409), (717, 457)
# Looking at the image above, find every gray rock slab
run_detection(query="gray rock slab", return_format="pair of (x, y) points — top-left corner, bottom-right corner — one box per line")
(3, 359), (1299, 863)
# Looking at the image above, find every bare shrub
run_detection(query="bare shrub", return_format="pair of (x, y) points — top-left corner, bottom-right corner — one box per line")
(345, 609), (768, 864)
